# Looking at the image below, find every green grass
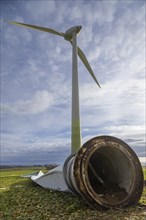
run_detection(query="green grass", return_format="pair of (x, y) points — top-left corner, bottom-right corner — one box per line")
(143, 167), (146, 180)
(0, 167), (146, 220)
(0, 166), (46, 177)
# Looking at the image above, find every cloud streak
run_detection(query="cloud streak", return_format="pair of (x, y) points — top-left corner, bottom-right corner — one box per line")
(1, 90), (53, 115)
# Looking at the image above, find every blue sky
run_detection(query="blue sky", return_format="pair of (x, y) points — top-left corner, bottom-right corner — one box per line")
(1, 0), (145, 166)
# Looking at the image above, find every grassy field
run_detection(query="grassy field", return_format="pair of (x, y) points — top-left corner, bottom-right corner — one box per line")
(0, 167), (146, 220)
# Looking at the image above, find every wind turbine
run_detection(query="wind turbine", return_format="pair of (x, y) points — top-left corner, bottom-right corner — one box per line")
(3, 20), (144, 209)
(4, 20), (101, 154)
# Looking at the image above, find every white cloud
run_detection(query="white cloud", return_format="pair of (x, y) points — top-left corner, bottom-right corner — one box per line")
(103, 125), (145, 139)
(79, 75), (145, 140)
(88, 46), (101, 62)
(1, 90), (53, 115)
(95, 0), (117, 25)
(78, 25), (94, 48)
(25, 1), (55, 20)
(1, 131), (71, 165)
(4, 17), (32, 46)
(80, 78), (144, 107)
(69, 5), (83, 21)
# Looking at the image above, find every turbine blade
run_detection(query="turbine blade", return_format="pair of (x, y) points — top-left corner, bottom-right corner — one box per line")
(77, 46), (101, 88)
(4, 20), (64, 37)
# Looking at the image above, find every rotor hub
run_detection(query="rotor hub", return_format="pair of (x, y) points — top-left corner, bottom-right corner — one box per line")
(64, 25), (82, 41)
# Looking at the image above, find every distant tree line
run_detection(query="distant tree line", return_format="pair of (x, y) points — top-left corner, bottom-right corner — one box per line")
(0, 164), (58, 170)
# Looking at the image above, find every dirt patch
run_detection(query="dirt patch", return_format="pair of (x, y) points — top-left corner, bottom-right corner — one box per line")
(96, 183), (128, 205)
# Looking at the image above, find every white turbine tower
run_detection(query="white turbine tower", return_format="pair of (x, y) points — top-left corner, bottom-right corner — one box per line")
(4, 20), (100, 154)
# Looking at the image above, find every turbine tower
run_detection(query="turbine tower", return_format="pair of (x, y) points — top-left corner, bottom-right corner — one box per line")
(4, 20), (101, 154)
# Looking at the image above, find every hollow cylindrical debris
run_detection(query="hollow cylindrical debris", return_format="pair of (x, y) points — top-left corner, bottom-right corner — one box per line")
(63, 135), (144, 209)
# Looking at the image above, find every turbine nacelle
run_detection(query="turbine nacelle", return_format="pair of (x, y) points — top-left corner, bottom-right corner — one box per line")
(64, 25), (82, 41)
